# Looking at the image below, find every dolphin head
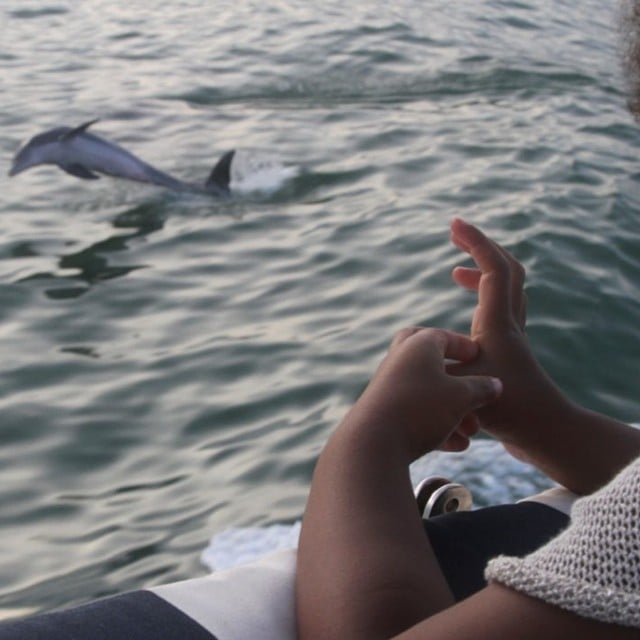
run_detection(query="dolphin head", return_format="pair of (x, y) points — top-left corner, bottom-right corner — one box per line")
(8, 128), (69, 177)
(9, 143), (40, 176)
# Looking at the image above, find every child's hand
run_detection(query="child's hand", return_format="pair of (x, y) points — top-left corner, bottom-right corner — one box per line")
(349, 328), (502, 460)
(450, 218), (573, 452)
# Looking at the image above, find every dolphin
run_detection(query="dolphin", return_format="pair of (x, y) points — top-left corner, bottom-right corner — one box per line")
(8, 119), (235, 197)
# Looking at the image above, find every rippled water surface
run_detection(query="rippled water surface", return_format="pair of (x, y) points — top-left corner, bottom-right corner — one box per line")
(2, 0), (640, 614)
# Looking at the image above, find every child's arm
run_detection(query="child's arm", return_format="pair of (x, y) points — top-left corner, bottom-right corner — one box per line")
(450, 218), (640, 494)
(296, 328), (502, 640)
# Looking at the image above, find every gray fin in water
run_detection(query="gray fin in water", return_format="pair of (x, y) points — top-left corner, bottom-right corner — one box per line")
(62, 119), (101, 142)
(205, 150), (234, 194)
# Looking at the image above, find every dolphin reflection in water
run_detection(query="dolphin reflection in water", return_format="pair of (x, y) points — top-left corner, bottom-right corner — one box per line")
(8, 119), (234, 197)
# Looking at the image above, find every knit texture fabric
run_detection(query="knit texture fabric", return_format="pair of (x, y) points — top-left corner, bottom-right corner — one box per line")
(485, 456), (640, 629)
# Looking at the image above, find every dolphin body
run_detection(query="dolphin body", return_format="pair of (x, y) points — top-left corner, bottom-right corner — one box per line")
(8, 119), (234, 196)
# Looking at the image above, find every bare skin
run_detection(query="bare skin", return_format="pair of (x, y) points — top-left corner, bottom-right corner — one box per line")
(295, 221), (639, 640)
(450, 218), (640, 494)
(296, 328), (502, 639)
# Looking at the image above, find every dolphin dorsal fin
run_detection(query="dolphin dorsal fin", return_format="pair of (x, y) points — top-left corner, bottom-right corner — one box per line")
(62, 118), (100, 142)
(206, 150), (235, 193)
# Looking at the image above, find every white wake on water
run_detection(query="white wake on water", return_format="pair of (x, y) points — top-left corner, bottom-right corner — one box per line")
(201, 439), (553, 572)
(229, 150), (299, 194)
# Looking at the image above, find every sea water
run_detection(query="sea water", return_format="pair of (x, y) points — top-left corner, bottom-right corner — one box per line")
(1, 0), (640, 614)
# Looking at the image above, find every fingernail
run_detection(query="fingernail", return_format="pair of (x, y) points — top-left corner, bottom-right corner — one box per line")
(491, 378), (503, 395)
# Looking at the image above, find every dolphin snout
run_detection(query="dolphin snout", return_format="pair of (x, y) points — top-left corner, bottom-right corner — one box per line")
(8, 144), (37, 177)
(8, 156), (31, 177)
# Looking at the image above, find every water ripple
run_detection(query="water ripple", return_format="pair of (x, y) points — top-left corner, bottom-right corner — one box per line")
(1, 0), (639, 615)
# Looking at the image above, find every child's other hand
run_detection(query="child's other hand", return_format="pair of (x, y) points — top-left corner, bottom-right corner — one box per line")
(450, 218), (572, 451)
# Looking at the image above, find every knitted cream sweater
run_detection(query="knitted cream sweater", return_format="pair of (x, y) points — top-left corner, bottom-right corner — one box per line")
(485, 456), (640, 629)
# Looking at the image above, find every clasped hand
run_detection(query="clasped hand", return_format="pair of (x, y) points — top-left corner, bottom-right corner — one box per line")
(349, 327), (502, 461)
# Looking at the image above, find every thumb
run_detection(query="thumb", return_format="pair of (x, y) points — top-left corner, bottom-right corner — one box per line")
(462, 376), (503, 411)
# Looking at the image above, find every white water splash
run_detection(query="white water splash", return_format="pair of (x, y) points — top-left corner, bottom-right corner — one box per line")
(202, 522), (302, 572)
(229, 150), (299, 194)
(201, 439), (554, 572)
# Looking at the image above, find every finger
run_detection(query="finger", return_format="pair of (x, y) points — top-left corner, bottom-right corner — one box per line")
(452, 266), (481, 290)
(457, 413), (480, 438)
(438, 431), (471, 452)
(452, 219), (527, 330)
(495, 243), (526, 325)
(450, 218), (504, 273)
(460, 375), (503, 411)
(426, 329), (479, 363)
(519, 291), (527, 331)
(390, 327), (424, 349)
(450, 219), (512, 327)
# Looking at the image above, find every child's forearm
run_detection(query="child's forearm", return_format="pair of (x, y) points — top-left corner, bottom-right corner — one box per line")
(296, 328), (504, 639)
(296, 407), (454, 640)
(449, 219), (640, 495)
(499, 401), (640, 495)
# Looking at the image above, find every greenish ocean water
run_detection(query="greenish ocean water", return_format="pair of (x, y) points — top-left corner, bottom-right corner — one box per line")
(1, 0), (640, 615)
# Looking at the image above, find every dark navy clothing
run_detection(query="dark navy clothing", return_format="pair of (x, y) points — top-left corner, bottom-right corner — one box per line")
(424, 502), (570, 601)
(0, 591), (218, 640)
